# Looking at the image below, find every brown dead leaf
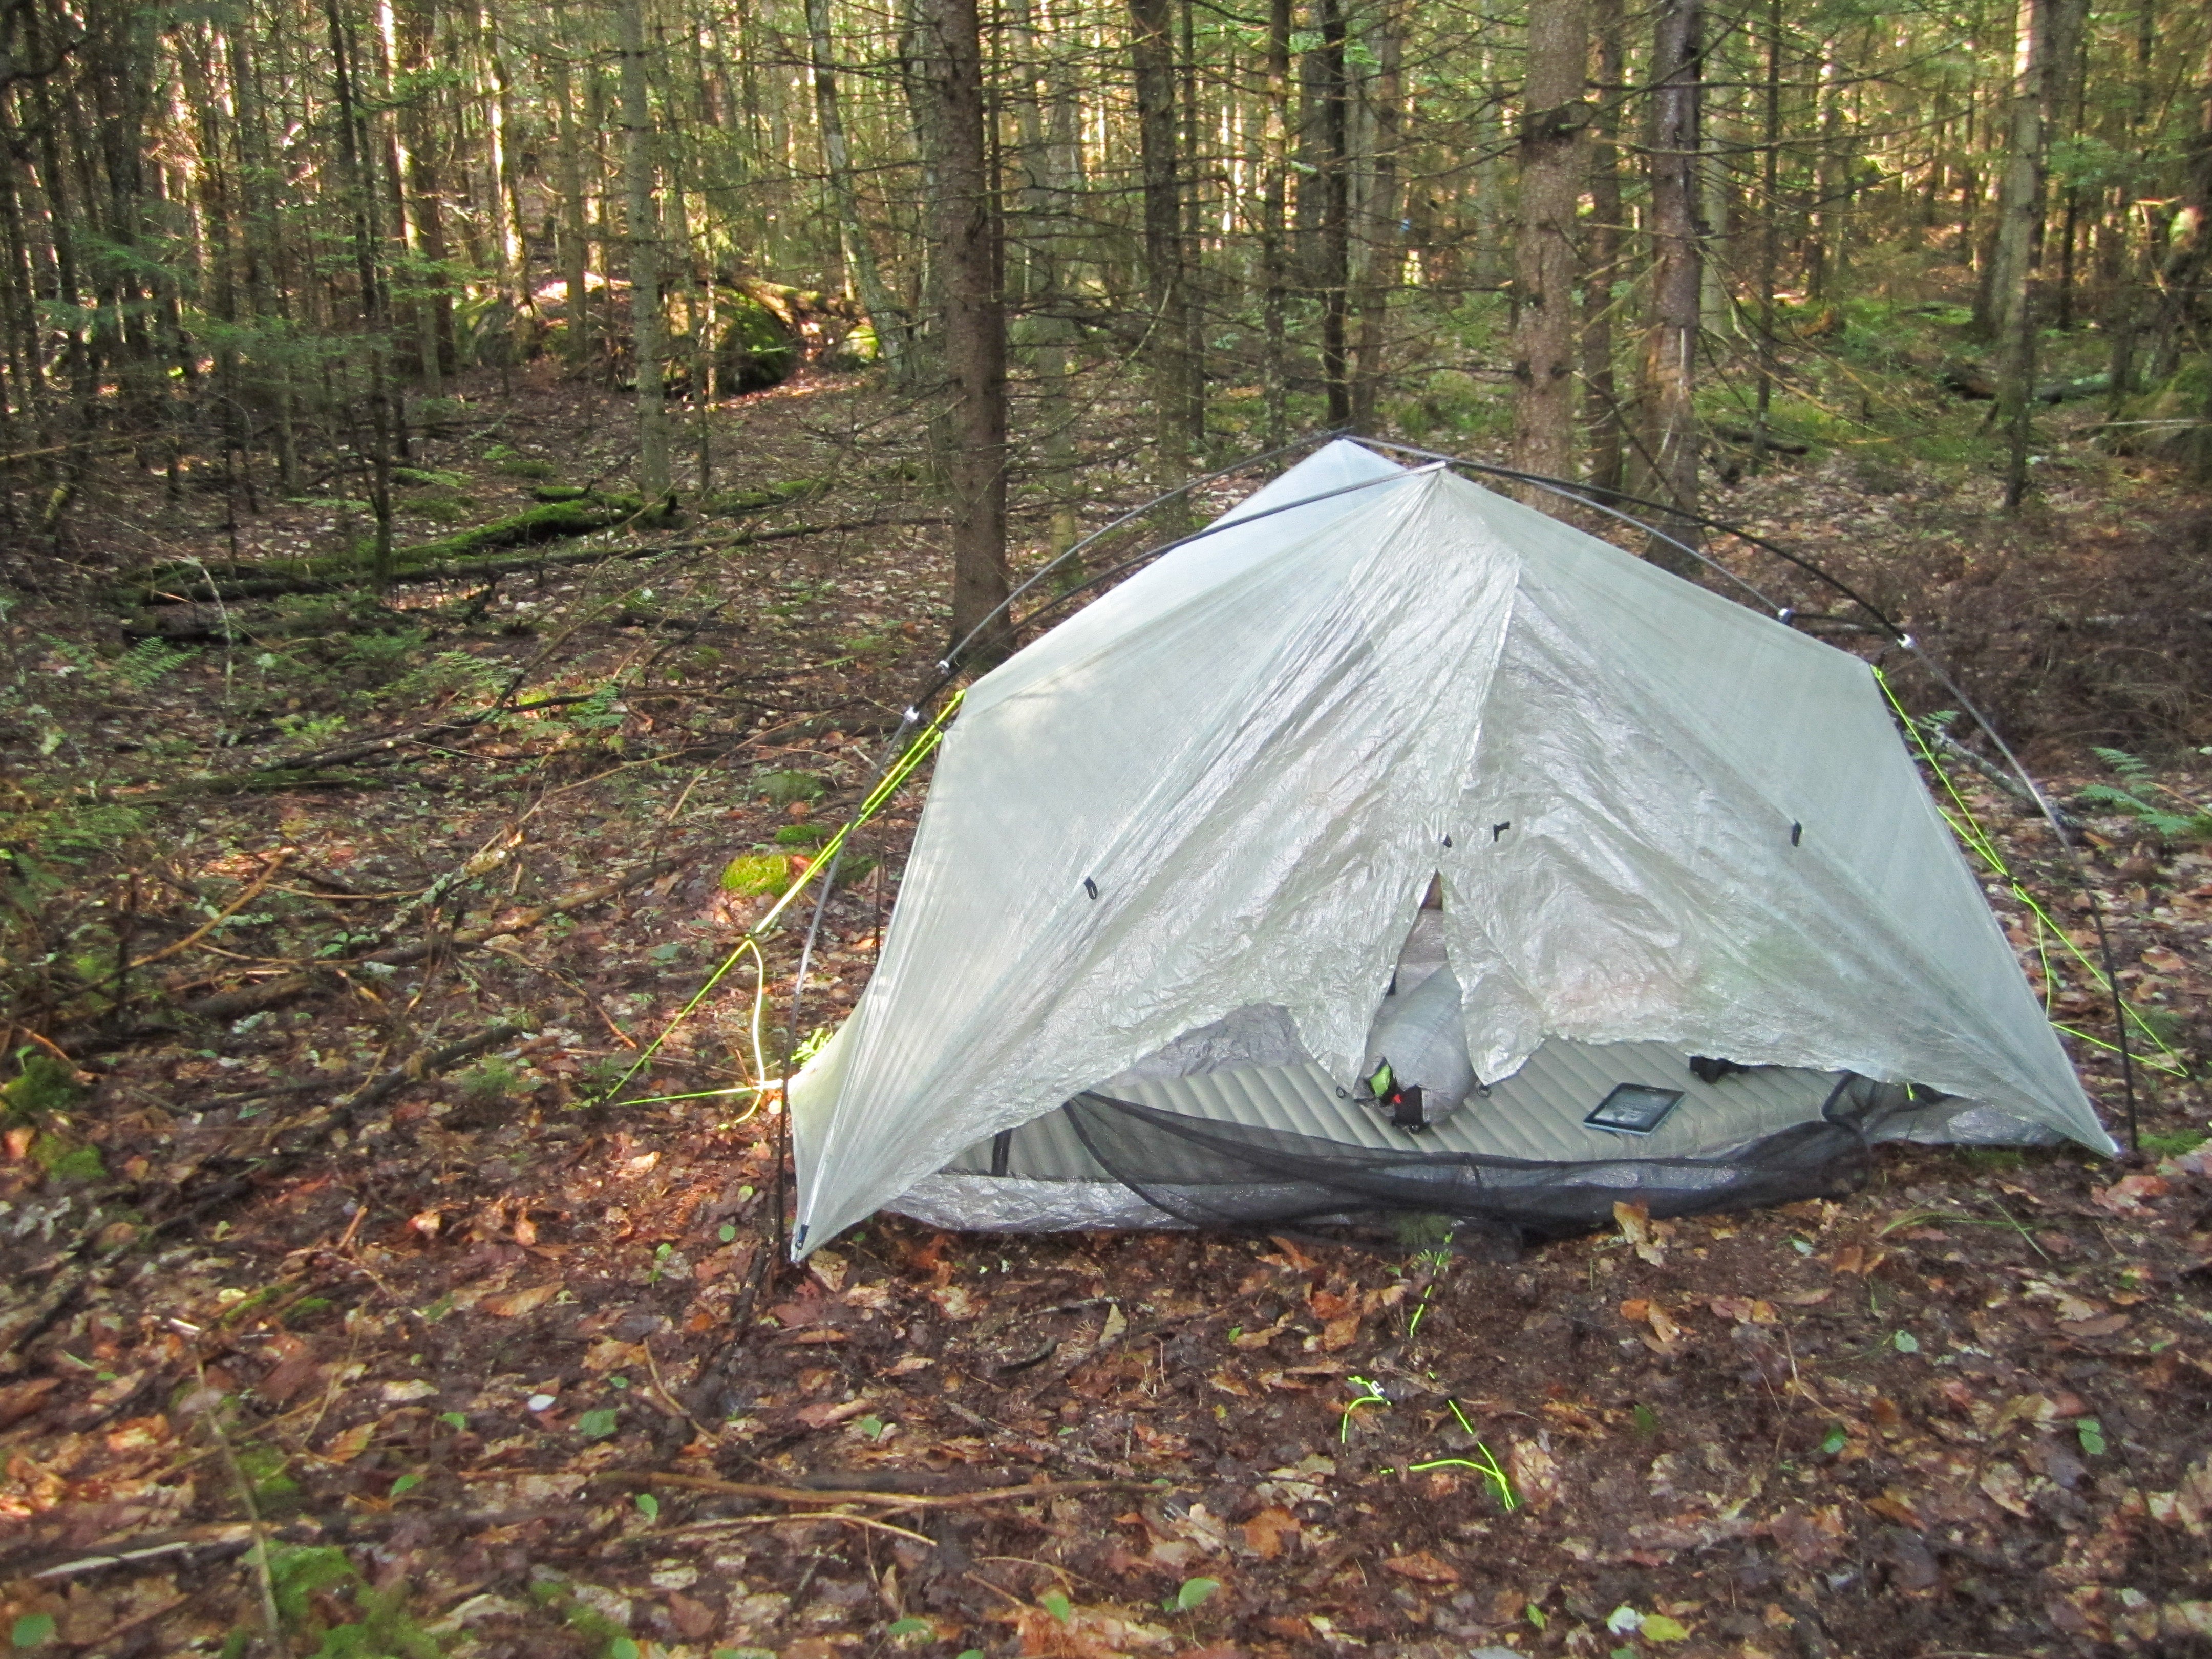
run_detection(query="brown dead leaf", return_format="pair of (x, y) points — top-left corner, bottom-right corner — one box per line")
(794, 1398), (873, 1430)
(666, 1591), (719, 1640)
(1308, 1287), (1354, 1320)
(1542, 1400), (1606, 1436)
(1614, 1201), (1666, 1265)
(1980, 1461), (2034, 1518)
(583, 1338), (646, 1372)
(479, 1284), (557, 1318)
(1769, 1505), (1845, 1565)
(2059, 1312), (2132, 1339)
(1318, 1315), (1361, 1352)
(1780, 1288), (1831, 1306)
(929, 1284), (979, 1321)
(807, 1248), (849, 1294)
(408, 1207), (443, 1238)
(1014, 1603), (1173, 1658)
(1831, 1245), (1889, 1275)
(1265, 1235), (1320, 1271)
(1865, 1488), (1926, 1529)
(321, 1422), (373, 1464)
(1509, 1440), (1562, 1510)
(259, 1352), (324, 1407)
(1243, 1506), (1300, 1560)
(1382, 1549), (1459, 1584)
(1230, 1316), (1293, 1350)
(0, 1377), (63, 1430)
(2094, 1174), (2170, 1213)
(1709, 1296), (1777, 1324)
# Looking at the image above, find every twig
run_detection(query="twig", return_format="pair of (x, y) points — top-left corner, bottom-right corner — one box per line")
(595, 1471), (1151, 1509)
(126, 850), (292, 970)
(199, 1362), (282, 1647)
(668, 1511), (937, 1545)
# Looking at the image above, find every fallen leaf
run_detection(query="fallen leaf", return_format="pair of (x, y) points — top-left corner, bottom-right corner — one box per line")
(480, 1285), (557, 1318)
(1318, 1315), (1361, 1352)
(1865, 1488), (1926, 1529)
(1709, 1296), (1778, 1324)
(584, 1339), (647, 1372)
(1382, 1550), (1459, 1584)
(1780, 1289), (1832, 1306)
(322, 1422), (374, 1464)
(2093, 1175), (2169, 1213)
(807, 1248), (849, 1294)
(2059, 1313), (2131, 1339)
(1230, 1316), (1293, 1350)
(1614, 1201), (1666, 1265)
(1243, 1506), (1300, 1560)
(794, 1398), (873, 1430)
(1510, 1440), (1561, 1510)
(1980, 1461), (2034, 1518)
(929, 1285), (979, 1321)
(1769, 1506), (1845, 1565)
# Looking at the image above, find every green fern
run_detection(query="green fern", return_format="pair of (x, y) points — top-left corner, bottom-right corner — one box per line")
(114, 637), (196, 689)
(2092, 746), (2151, 780)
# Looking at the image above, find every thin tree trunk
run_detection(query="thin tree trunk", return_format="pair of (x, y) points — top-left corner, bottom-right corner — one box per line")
(1640, 0), (1703, 570)
(549, 5), (590, 373)
(918, 0), (1010, 665)
(809, 0), (906, 375)
(1509, 0), (1589, 497)
(616, 0), (669, 500)
(1751, 0), (1781, 469)
(1581, 0), (1626, 497)
(327, 0), (396, 585)
(1990, 0), (2050, 513)
(1130, 0), (1188, 486)
(1349, 0), (1401, 430)
(1260, 0), (1291, 442)
(1316, 0), (1350, 423)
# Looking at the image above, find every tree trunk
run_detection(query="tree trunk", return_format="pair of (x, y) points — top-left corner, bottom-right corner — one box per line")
(1260, 0), (1291, 442)
(1751, 0), (1781, 469)
(1989, 0), (2050, 513)
(549, 5), (591, 373)
(1316, 0), (1351, 423)
(1129, 0), (1188, 487)
(809, 0), (906, 376)
(1639, 0), (1703, 571)
(1508, 0), (1589, 498)
(917, 0), (1010, 666)
(1581, 0), (1626, 497)
(616, 0), (669, 500)
(1349, 0), (1402, 430)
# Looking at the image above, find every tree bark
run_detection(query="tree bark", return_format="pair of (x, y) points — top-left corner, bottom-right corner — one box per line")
(809, 0), (905, 376)
(1316, 0), (1351, 424)
(1581, 0), (1626, 497)
(1639, 0), (1703, 571)
(616, 0), (669, 500)
(548, 6), (590, 373)
(1349, 0), (1402, 430)
(1989, 0), (2050, 513)
(1129, 0), (1188, 487)
(1508, 0), (1589, 499)
(917, 0), (1010, 666)
(1260, 0), (1291, 442)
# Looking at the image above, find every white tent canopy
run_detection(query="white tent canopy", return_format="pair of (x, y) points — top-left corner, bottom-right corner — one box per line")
(789, 442), (2113, 1256)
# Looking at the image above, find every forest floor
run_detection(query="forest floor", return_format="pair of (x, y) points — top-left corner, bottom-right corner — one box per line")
(2, 351), (2212, 1659)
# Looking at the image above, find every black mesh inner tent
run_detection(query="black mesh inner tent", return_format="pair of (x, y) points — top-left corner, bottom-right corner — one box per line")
(1063, 1076), (1906, 1238)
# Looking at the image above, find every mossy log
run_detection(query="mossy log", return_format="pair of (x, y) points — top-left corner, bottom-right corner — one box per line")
(115, 491), (671, 602)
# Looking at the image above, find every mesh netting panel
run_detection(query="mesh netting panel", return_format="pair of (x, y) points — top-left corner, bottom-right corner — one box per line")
(1063, 1087), (1876, 1237)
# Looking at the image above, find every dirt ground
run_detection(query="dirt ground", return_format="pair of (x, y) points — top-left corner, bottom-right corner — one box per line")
(1, 365), (2210, 1658)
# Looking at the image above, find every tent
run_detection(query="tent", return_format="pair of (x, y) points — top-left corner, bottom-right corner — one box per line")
(787, 441), (2115, 1256)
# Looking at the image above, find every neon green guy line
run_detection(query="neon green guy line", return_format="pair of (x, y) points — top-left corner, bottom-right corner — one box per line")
(590, 691), (966, 1106)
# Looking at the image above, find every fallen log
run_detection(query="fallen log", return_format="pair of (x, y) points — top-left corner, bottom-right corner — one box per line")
(117, 514), (932, 603)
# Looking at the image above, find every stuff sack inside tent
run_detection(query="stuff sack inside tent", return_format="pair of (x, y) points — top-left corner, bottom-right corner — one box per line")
(786, 439), (2115, 1256)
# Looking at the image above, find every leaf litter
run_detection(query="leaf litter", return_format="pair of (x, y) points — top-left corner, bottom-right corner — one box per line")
(0, 369), (2209, 1654)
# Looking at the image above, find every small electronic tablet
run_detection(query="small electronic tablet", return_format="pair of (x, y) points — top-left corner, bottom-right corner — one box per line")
(1585, 1082), (1684, 1135)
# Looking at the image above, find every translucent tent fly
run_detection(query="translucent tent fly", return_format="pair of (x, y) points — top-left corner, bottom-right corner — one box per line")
(787, 441), (2115, 1256)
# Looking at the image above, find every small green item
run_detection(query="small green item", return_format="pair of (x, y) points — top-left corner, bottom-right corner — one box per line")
(1040, 1591), (1072, 1624)
(11, 1612), (55, 1648)
(1892, 1330), (1921, 1354)
(1363, 1058), (1394, 1099)
(719, 1223), (738, 1243)
(578, 1408), (619, 1439)
(2077, 1417), (2108, 1455)
(636, 1493), (660, 1521)
(1819, 1422), (1848, 1455)
(1171, 1578), (1220, 1612)
(439, 1411), (468, 1429)
(1641, 1612), (1691, 1641)
(720, 852), (791, 897)
(1632, 1402), (1660, 1438)
(390, 1473), (422, 1497)
(611, 1641), (642, 1659)
(886, 1618), (933, 1638)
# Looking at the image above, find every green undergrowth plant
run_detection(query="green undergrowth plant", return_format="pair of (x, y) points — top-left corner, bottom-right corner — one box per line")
(2077, 749), (2212, 845)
